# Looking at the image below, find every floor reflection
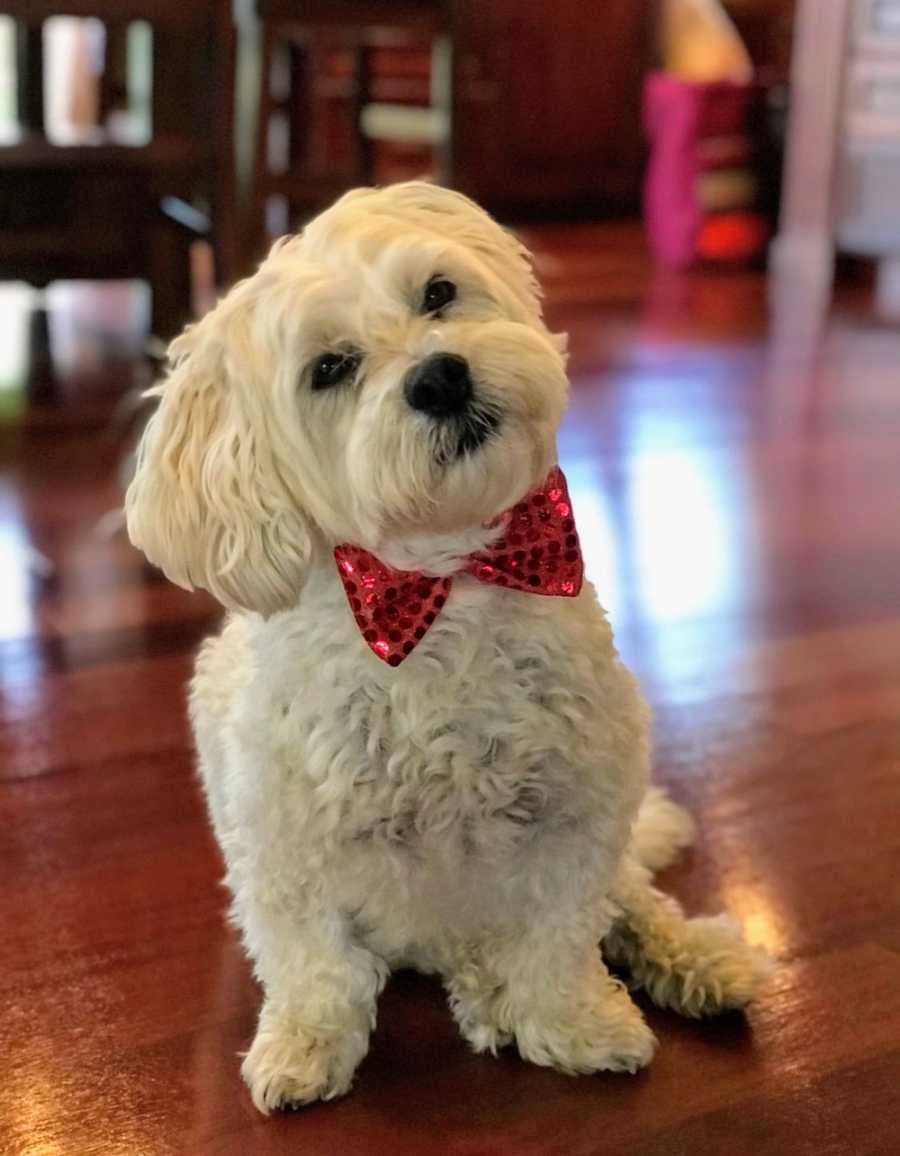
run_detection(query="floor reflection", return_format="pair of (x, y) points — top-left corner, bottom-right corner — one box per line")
(561, 346), (761, 695)
(0, 483), (38, 643)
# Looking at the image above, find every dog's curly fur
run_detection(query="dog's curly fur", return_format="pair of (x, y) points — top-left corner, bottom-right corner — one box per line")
(126, 182), (769, 1114)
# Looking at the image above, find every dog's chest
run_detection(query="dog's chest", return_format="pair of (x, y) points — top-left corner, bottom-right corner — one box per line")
(261, 662), (577, 858)
(240, 573), (636, 861)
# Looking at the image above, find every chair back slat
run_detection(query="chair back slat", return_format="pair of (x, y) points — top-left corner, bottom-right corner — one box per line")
(15, 23), (44, 134)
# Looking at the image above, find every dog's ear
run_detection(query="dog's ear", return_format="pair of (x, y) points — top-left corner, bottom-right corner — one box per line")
(125, 299), (314, 615)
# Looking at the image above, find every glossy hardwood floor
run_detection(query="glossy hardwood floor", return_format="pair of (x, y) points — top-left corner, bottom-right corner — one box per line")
(2, 231), (899, 1156)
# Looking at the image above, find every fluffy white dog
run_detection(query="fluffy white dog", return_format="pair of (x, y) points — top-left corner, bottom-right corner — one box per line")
(126, 181), (768, 1114)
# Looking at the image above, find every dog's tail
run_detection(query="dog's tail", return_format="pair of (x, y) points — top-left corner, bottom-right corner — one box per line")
(608, 794), (772, 1017)
(629, 786), (696, 874)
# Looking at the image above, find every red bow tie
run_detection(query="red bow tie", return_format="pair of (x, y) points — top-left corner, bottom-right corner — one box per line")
(334, 466), (583, 666)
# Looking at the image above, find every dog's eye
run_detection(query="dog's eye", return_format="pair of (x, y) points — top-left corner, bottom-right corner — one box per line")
(422, 277), (456, 316)
(310, 352), (359, 391)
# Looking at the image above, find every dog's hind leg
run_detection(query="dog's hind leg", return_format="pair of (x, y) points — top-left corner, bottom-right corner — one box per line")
(628, 786), (696, 874)
(604, 859), (772, 1018)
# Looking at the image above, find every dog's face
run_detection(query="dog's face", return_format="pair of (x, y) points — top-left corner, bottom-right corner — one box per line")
(126, 182), (568, 613)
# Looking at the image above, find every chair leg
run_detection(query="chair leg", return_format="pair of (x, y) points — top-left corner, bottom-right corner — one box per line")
(16, 23), (45, 135)
(431, 32), (454, 185)
(148, 216), (194, 341)
(350, 39), (372, 185)
(249, 21), (277, 260)
(26, 297), (57, 405)
(287, 40), (310, 174)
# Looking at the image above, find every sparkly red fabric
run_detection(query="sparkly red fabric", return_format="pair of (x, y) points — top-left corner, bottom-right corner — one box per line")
(334, 466), (584, 666)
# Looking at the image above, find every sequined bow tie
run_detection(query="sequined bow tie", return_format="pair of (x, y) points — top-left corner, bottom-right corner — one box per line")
(334, 466), (583, 666)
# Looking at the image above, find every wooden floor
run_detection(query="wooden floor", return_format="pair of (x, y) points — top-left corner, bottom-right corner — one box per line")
(2, 229), (899, 1156)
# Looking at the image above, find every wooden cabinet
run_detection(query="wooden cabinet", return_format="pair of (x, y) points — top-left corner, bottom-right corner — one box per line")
(450, 0), (652, 213)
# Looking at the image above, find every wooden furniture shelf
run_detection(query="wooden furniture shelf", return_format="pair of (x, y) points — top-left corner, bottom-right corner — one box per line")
(0, 136), (206, 170)
(0, 0), (237, 343)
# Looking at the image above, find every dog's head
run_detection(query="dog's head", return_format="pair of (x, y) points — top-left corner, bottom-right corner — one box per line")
(126, 182), (569, 612)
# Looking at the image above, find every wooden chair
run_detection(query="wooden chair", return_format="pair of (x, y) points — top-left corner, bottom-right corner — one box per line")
(0, 0), (237, 349)
(246, 0), (450, 262)
(244, 1), (654, 257)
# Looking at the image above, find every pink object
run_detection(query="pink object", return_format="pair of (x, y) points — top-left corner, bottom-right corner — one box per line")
(334, 466), (584, 666)
(643, 73), (756, 268)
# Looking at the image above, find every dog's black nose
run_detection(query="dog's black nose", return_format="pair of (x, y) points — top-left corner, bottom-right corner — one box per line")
(405, 354), (473, 418)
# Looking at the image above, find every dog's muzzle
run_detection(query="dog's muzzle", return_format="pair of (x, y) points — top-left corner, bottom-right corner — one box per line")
(405, 353), (472, 417)
(405, 354), (500, 459)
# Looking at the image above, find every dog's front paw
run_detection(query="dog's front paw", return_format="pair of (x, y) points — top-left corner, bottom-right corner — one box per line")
(513, 978), (656, 1076)
(241, 1017), (368, 1114)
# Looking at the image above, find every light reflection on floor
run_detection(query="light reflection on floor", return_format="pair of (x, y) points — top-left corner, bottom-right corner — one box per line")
(0, 285), (34, 399)
(0, 485), (37, 643)
(561, 354), (762, 694)
(559, 461), (624, 625)
(626, 443), (746, 625)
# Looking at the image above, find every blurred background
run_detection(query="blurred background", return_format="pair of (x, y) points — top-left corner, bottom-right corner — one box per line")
(3, 4), (900, 1155)
(0, 0), (895, 658)
(0, 0), (797, 351)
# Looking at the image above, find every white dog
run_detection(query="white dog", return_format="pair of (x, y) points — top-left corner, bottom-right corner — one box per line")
(126, 181), (768, 1114)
